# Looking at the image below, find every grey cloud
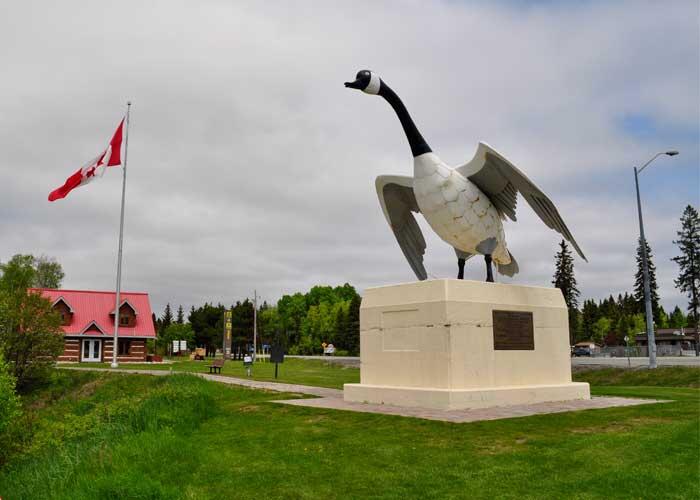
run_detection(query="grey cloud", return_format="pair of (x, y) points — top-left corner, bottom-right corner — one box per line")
(0, 0), (698, 316)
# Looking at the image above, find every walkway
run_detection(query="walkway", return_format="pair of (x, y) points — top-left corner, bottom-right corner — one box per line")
(59, 367), (342, 398)
(60, 366), (666, 424)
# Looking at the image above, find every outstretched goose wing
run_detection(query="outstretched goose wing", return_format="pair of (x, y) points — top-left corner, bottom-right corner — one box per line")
(455, 142), (587, 261)
(376, 175), (428, 280)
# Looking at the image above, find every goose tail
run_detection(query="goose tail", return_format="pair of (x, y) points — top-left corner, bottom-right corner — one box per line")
(497, 250), (519, 277)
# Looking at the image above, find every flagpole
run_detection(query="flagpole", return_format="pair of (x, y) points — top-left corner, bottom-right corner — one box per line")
(253, 290), (257, 362)
(111, 102), (131, 368)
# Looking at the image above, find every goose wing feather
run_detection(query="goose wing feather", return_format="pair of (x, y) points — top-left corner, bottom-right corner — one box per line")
(376, 175), (428, 280)
(455, 142), (587, 261)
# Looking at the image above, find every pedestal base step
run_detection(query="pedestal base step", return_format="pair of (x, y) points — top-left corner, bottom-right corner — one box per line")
(343, 382), (590, 411)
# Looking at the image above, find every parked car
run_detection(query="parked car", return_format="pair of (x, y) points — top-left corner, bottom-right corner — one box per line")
(572, 346), (592, 357)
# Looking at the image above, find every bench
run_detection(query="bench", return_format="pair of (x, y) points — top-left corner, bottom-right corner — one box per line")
(208, 359), (224, 374)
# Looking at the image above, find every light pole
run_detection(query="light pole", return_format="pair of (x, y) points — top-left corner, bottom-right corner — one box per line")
(634, 150), (678, 369)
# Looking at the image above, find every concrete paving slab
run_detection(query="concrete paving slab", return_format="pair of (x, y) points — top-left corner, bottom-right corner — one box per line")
(273, 395), (668, 423)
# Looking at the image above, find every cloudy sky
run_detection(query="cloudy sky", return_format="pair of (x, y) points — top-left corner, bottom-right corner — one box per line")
(1, 0), (698, 316)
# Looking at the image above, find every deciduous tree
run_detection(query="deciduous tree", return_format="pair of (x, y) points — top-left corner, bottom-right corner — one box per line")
(33, 255), (64, 289)
(0, 256), (64, 389)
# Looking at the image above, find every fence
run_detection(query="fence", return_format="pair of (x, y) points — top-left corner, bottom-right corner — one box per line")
(592, 346), (697, 357)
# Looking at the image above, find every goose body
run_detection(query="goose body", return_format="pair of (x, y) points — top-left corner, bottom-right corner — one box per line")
(412, 152), (511, 267)
(346, 70), (585, 281)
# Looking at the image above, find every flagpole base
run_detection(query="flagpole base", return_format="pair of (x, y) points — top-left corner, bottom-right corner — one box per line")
(110, 362), (119, 368)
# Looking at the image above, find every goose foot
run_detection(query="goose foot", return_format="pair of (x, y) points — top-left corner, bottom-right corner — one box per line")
(485, 254), (494, 283)
(457, 258), (465, 279)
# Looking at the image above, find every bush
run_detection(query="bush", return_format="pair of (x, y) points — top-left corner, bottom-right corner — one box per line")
(0, 350), (22, 462)
(0, 290), (64, 390)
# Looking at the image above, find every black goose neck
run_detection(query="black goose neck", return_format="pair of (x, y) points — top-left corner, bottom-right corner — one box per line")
(378, 82), (432, 157)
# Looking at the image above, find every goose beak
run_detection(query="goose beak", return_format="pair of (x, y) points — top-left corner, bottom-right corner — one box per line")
(344, 79), (362, 89)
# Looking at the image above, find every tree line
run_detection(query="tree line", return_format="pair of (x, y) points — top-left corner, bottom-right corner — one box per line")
(155, 283), (361, 356)
(553, 205), (699, 348)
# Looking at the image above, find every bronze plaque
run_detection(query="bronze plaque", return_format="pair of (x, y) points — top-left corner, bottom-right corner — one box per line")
(492, 310), (534, 350)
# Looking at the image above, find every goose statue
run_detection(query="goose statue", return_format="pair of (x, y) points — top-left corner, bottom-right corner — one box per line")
(345, 69), (586, 282)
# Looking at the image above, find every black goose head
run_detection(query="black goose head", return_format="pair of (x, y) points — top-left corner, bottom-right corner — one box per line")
(344, 69), (381, 95)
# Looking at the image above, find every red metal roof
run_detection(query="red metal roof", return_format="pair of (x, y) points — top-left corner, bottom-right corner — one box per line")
(31, 288), (156, 338)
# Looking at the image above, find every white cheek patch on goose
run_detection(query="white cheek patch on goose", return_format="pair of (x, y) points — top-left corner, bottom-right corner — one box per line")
(363, 72), (381, 95)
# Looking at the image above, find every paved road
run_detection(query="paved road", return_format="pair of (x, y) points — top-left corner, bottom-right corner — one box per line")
(292, 355), (700, 368)
(59, 367), (343, 398)
(572, 356), (700, 367)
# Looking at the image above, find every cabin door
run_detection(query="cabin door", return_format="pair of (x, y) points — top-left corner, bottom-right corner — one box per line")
(82, 339), (101, 362)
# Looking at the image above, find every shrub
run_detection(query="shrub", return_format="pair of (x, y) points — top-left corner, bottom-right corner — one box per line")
(0, 350), (22, 462)
(0, 289), (64, 390)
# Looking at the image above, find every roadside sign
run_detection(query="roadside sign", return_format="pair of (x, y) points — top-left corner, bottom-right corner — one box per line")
(270, 344), (284, 379)
(179, 340), (187, 351)
(172, 340), (180, 353)
(270, 345), (285, 364)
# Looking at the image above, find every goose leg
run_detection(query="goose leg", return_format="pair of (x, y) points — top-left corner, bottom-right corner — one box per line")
(457, 258), (465, 279)
(485, 254), (494, 283)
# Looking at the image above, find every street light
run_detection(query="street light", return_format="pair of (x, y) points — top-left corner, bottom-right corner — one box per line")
(634, 150), (679, 369)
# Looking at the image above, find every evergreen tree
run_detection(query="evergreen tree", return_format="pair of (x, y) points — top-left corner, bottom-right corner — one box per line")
(552, 240), (580, 345)
(657, 306), (669, 328)
(598, 295), (618, 322)
(160, 303), (173, 338)
(345, 294), (361, 356)
(331, 303), (353, 351)
(176, 305), (184, 324)
(580, 299), (599, 340)
(668, 306), (687, 328)
(633, 237), (661, 324)
(671, 205), (700, 354)
(231, 299), (254, 351)
(189, 303), (225, 356)
(552, 240), (580, 310)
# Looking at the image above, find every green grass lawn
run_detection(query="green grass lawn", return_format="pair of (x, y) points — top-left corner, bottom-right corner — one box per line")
(1, 366), (698, 499)
(61, 359), (700, 392)
(573, 366), (700, 388)
(61, 357), (358, 389)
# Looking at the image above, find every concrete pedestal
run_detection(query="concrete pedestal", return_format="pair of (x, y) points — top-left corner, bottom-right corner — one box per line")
(344, 279), (589, 410)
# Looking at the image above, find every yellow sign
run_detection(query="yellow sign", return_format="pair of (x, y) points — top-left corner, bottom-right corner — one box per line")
(223, 310), (233, 358)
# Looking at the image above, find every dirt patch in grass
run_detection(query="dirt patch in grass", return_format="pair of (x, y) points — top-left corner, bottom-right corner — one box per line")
(74, 378), (104, 399)
(304, 415), (327, 424)
(237, 405), (261, 413)
(570, 416), (669, 435)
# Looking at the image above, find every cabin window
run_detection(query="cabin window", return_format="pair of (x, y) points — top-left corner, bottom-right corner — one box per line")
(120, 315), (130, 327)
(118, 340), (131, 355)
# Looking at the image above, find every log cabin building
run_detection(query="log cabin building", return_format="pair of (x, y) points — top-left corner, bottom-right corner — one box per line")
(32, 288), (157, 363)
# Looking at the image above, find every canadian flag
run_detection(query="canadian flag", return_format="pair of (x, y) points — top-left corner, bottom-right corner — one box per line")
(48, 118), (125, 202)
